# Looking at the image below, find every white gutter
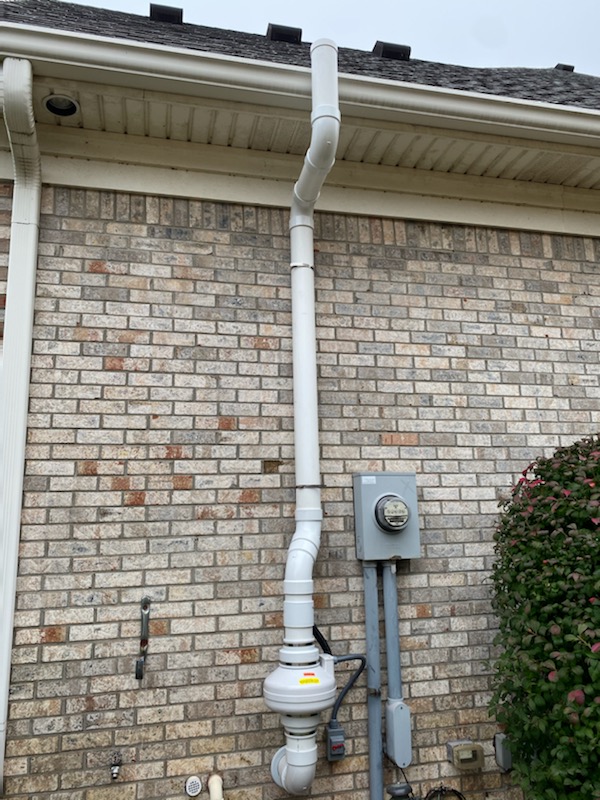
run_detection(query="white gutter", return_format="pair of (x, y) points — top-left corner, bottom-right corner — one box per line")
(5, 23), (600, 147)
(263, 40), (340, 796)
(0, 57), (42, 795)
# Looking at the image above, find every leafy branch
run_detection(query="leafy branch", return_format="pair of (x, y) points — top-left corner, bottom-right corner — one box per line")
(489, 435), (600, 800)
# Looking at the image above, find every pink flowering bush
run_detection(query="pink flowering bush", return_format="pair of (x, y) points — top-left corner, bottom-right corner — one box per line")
(490, 435), (600, 799)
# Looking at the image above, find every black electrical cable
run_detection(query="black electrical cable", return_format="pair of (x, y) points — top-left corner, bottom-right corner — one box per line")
(313, 625), (366, 721)
(312, 624), (333, 655)
(397, 766), (414, 797)
(330, 654), (366, 721)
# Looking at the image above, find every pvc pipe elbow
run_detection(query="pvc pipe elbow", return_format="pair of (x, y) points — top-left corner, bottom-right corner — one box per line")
(307, 115), (340, 170)
(292, 115), (339, 210)
(275, 760), (316, 797)
(292, 106), (340, 216)
(271, 735), (318, 796)
(285, 520), (320, 582)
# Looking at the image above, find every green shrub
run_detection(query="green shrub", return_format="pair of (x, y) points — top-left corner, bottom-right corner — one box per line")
(490, 435), (600, 800)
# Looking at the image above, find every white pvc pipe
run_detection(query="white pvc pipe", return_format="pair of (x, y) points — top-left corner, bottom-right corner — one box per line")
(0, 58), (42, 794)
(286, 35), (340, 660)
(207, 773), (224, 800)
(271, 733), (319, 796)
(263, 39), (340, 796)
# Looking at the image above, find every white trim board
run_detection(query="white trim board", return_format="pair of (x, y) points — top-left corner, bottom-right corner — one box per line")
(2, 131), (600, 236)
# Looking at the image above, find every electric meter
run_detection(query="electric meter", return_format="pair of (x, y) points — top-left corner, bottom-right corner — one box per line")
(375, 495), (410, 532)
(353, 473), (420, 560)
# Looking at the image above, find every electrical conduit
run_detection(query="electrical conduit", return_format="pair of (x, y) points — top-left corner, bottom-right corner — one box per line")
(363, 563), (384, 799)
(0, 57), (42, 794)
(263, 39), (340, 796)
(382, 562), (411, 770)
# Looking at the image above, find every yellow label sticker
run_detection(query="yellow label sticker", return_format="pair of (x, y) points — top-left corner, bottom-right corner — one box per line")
(299, 677), (320, 685)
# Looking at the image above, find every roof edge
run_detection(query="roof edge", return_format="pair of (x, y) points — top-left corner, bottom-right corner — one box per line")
(4, 22), (600, 146)
(1, 23), (313, 107)
(341, 71), (600, 146)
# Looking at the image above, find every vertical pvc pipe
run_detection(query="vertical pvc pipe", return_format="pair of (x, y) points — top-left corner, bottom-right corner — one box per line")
(282, 37), (340, 654)
(363, 562), (384, 800)
(291, 260), (320, 507)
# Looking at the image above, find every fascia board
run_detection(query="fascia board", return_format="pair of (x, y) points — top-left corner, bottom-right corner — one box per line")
(5, 22), (600, 147)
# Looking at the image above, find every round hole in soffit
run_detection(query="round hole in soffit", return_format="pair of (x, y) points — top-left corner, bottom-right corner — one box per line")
(43, 94), (80, 117)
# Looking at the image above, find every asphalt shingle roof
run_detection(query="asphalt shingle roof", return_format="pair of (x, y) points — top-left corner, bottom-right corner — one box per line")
(4, 0), (600, 111)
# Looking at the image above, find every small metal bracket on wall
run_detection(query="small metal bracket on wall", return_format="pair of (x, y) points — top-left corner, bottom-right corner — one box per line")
(135, 596), (151, 680)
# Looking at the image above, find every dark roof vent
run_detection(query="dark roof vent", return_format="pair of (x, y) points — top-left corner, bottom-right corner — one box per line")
(266, 23), (302, 44)
(373, 41), (411, 60)
(554, 63), (575, 72)
(149, 4), (183, 24)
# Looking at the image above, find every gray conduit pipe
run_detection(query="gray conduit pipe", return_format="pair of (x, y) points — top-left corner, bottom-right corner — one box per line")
(382, 563), (402, 701)
(0, 57), (42, 795)
(383, 561), (411, 770)
(263, 39), (341, 796)
(363, 563), (384, 800)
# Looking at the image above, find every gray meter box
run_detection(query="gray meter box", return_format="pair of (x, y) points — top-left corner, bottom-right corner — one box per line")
(353, 472), (420, 561)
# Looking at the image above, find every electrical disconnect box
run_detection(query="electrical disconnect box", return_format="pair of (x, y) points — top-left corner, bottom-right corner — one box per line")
(353, 473), (420, 561)
(326, 720), (346, 762)
(385, 699), (412, 767)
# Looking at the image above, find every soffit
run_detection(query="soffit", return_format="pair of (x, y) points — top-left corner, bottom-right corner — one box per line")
(30, 75), (600, 190)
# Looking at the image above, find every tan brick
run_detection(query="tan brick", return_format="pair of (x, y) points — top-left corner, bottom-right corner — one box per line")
(6, 190), (591, 798)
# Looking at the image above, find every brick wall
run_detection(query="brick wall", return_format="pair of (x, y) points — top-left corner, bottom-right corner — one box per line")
(4, 182), (600, 799)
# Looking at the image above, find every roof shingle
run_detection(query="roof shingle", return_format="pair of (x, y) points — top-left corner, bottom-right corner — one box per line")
(5, 0), (600, 111)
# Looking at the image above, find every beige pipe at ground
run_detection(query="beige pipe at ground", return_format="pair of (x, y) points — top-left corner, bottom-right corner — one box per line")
(207, 773), (224, 800)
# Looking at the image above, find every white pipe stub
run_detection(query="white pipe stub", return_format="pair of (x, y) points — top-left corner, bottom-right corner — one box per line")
(207, 773), (224, 800)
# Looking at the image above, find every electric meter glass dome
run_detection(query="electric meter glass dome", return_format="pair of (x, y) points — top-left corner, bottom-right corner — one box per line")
(375, 495), (410, 532)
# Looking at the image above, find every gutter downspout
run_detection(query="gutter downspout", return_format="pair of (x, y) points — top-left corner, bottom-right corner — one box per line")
(0, 57), (42, 795)
(263, 40), (340, 796)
